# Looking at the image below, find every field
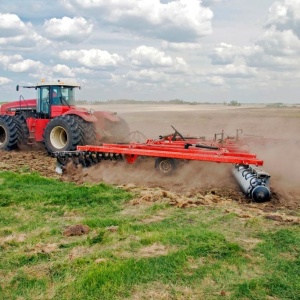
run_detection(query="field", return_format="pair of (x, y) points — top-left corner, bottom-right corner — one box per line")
(0, 104), (299, 299)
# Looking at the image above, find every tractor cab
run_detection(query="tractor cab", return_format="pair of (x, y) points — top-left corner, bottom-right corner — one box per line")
(15, 81), (81, 119)
(36, 82), (80, 118)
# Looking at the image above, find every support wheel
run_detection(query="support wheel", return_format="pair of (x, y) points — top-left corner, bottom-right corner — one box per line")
(155, 157), (177, 175)
(0, 115), (20, 150)
(44, 115), (83, 153)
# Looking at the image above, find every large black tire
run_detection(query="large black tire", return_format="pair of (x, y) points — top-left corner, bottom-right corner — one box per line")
(78, 118), (97, 145)
(0, 115), (20, 150)
(104, 117), (130, 143)
(14, 114), (29, 146)
(44, 115), (84, 153)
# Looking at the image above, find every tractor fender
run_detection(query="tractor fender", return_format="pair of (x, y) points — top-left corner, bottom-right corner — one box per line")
(92, 111), (120, 122)
(62, 109), (98, 123)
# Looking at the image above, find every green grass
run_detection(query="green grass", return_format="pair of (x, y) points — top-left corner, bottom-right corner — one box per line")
(0, 171), (299, 299)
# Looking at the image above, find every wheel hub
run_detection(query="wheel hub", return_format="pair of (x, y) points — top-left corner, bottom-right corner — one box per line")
(159, 160), (172, 174)
(0, 126), (6, 145)
(50, 126), (68, 149)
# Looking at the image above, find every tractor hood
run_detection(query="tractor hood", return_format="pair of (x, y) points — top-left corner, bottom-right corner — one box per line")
(0, 99), (36, 115)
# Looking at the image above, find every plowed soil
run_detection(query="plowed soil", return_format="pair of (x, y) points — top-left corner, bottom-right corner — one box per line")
(1, 104), (300, 215)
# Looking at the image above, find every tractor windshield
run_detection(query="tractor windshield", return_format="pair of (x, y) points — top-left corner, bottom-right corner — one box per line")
(37, 85), (77, 115)
(51, 86), (76, 106)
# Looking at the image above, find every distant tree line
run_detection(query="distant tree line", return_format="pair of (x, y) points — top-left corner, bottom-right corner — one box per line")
(77, 99), (221, 105)
(266, 102), (286, 108)
(224, 100), (241, 106)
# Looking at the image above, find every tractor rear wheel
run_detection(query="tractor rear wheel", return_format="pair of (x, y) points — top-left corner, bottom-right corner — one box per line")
(0, 115), (20, 150)
(44, 115), (83, 153)
(79, 118), (97, 145)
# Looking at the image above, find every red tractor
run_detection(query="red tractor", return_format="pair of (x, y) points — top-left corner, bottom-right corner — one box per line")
(0, 81), (129, 153)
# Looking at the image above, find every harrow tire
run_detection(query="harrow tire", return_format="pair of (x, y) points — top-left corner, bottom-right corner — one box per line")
(44, 115), (83, 153)
(155, 157), (177, 176)
(0, 115), (20, 151)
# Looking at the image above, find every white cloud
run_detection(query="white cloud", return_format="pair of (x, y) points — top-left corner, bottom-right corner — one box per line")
(0, 54), (23, 68)
(161, 41), (202, 51)
(0, 13), (27, 37)
(130, 46), (173, 67)
(205, 76), (225, 86)
(129, 45), (189, 74)
(210, 43), (259, 65)
(53, 64), (93, 77)
(0, 13), (50, 48)
(210, 43), (241, 65)
(0, 32), (48, 48)
(59, 49), (124, 69)
(209, 1), (300, 76)
(0, 77), (12, 85)
(7, 59), (44, 72)
(1, 0), (300, 103)
(122, 69), (169, 84)
(174, 57), (188, 69)
(113, 66), (190, 90)
(266, 0), (300, 38)
(202, 0), (227, 6)
(258, 27), (300, 56)
(244, 49), (300, 70)
(53, 64), (75, 77)
(211, 27), (300, 70)
(63, 0), (213, 42)
(72, 67), (93, 75)
(213, 64), (257, 78)
(43, 17), (94, 43)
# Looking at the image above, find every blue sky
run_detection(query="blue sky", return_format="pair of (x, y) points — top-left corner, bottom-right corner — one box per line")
(0, 0), (299, 103)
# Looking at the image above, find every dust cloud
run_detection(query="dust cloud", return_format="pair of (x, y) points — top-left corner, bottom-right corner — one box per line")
(79, 159), (235, 193)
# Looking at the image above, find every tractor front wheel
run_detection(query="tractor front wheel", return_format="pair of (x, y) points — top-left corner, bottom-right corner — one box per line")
(44, 115), (83, 153)
(0, 115), (20, 151)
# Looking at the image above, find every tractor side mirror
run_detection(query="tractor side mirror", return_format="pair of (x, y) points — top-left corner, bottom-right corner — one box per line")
(16, 85), (19, 91)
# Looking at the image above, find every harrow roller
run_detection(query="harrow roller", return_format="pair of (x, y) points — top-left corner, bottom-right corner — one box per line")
(232, 164), (270, 202)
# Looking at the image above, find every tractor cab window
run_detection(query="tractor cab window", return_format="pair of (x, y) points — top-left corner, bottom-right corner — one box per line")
(61, 87), (75, 105)
(51, 88), (59, 105)
(37, 87), (50, 115)
(50, 86), (75, 106)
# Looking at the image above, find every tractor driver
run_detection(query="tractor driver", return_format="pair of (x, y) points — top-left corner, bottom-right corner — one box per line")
(52, 88), (60, 105)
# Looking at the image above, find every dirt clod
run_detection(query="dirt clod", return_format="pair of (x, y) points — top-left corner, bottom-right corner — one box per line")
(63, 224), (90, 237)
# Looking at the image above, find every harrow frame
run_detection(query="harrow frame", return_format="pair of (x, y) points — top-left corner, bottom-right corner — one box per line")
(54, 128), (271, 202)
